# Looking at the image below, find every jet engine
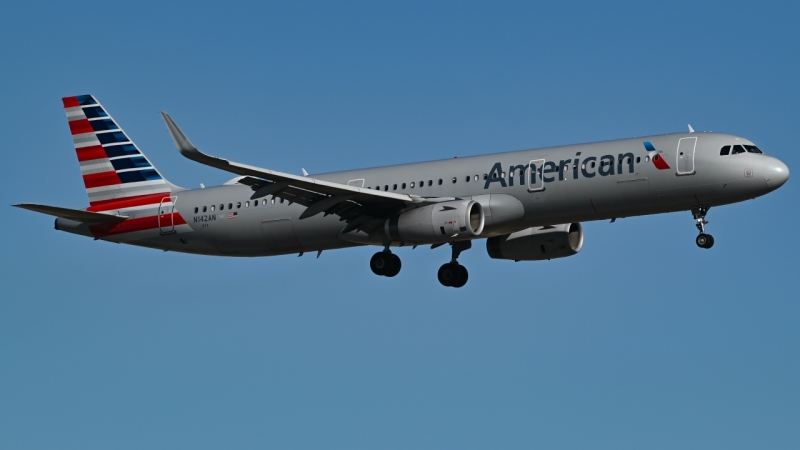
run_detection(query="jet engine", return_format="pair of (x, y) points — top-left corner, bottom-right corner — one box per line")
(385, 200), (485, 244)
(486, 223), (584, 261)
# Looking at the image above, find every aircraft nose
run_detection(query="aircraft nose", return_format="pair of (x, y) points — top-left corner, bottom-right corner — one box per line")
(765, 157), (790, 190)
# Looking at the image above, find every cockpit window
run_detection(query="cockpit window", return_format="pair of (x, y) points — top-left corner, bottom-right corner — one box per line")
(720, 145), (731, 156)
(732, 145), (746, 154)
(744, 145), (763, 154)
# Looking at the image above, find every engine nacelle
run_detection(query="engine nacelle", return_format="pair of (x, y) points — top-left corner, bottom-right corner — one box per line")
(486, 223), (584, 261)
(385, 200), (485, 244)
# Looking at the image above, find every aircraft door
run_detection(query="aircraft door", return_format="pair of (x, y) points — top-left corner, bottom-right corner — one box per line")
(528, 159), (545, 192)
(347, 179), (365, 188)
(676, 137), (697, 175)
(158, 196), (177, 234)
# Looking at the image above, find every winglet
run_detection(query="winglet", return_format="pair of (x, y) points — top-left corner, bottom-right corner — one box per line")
(161, 112), (230, 168)
(688, 124), (695, 133)
(161, 112), (199, 156)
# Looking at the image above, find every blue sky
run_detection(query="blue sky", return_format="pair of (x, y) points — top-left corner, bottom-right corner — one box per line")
(1, 1), (798, 448)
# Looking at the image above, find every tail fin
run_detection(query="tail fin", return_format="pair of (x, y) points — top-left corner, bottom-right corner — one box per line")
(62, 95), (179, 210)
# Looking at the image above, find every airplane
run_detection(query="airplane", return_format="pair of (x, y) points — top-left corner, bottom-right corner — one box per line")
(14, 95), (790, 287)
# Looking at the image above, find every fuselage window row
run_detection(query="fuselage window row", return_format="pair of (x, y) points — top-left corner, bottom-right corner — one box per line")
(193, 196), (286, 214)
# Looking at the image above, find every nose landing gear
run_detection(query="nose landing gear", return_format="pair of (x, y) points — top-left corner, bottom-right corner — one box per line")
(437, 241), (471, 288)
(693, 207), (714, 249)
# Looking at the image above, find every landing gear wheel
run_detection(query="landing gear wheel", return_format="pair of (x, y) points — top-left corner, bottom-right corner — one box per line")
(371, 252), (401, 277)
(696, 233), (714, 249)
(438, 263), (468, 287)
(370, 252), (390, 276)
(451, 265), (468, 288)
(385, 254), (401, 277)
(438, 263), (457, 287)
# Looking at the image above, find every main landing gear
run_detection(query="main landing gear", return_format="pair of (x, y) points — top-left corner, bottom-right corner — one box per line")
(370, 247), (401, 277)
(693, 206), (714, 249)
(368, 241), (472, 287)
(438, 241), (471, 288)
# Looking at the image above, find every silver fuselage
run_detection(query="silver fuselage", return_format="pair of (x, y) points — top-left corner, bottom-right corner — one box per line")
(57, 132), (789, 256)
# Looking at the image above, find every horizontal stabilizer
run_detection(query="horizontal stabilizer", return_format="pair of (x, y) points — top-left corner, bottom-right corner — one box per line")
(14, 203), (128, 223)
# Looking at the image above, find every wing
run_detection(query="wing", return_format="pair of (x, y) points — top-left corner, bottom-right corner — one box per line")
(161, 112), (452, 236)
(14, 203), (128, 223)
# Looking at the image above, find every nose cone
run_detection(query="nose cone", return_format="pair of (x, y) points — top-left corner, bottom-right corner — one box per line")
(765, 157), (790, 190)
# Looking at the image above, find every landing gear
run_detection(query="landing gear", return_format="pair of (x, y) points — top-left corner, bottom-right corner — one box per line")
(438, 263), (468, 288)
(438, 241), (471, 288)
(692, 207), (714, 249)
(696, 233), (714, 249)
(370, 249), (401, 277)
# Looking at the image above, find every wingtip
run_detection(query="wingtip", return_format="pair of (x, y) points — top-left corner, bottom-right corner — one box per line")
(160, 111), (197, 154)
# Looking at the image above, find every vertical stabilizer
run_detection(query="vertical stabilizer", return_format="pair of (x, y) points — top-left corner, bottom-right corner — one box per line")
(62, 95), (180, 211)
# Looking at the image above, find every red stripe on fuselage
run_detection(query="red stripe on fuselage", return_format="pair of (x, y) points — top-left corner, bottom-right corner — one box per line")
(76, 145), (107, 162)
(62, 96), (79, 108)
(87, 192), (172, 211)
(83, 171), (122, 189)
(69, 119), (93, 135)
(89, 213), (187, 237)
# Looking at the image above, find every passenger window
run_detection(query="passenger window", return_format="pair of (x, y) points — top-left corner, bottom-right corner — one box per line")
(237, 202), (241, 209)
(220, 204), (224, 210)
(393, 184), (397, 190)
(271, 198), (275, 204)
(280, 198), (284, 204)
(645, 156), (650, 163)
(245, 201), (249, 207)
(202, 206), (207, 212)
(636, 157), (641, 163)
(384, 185), (388, 191)
(501, 172), (506, 178)
(732, 145), (746, 154)
(211, 205), (215, 211)
(194, 207), (198, 213)
(402, 183), (406, 189)
(262, 199), (266, 206)
(744, 145), (763, 154)
(474, 175), (479, 181)
(452, 177), (457, 183)
(410, 181), (415, 188)
(720, 145), (731, 156)
(438, 179), (443, 185)
(228, 203), (233, 209)
(428, 180), (432, 186)
(465, 175), (470, 182)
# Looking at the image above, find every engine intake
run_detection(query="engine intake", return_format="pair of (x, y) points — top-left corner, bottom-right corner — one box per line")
(386, 200), (484, 244)
(486, 223), (584, 261)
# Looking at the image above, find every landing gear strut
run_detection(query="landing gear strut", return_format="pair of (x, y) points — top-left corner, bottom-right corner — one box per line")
(370, 244), (401, 277)
(692, 207), (714, 249)
(438, 241), (471, 288)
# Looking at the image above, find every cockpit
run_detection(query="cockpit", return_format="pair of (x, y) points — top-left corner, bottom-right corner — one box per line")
(719, 144), (763, 155)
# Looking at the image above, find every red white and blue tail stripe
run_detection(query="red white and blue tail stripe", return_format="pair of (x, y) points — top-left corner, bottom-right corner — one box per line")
(63, 95), (175, 208)
(63, 95), (188, 238)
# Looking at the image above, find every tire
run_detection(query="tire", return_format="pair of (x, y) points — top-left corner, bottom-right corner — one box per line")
(704, 234), (715, 249)
(451, 265), (469, 288)
(385, 254), (402, 277)
(696, 234), (709, 248)
(370, 252), (389, 276)
(438, 263), (457, 287)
